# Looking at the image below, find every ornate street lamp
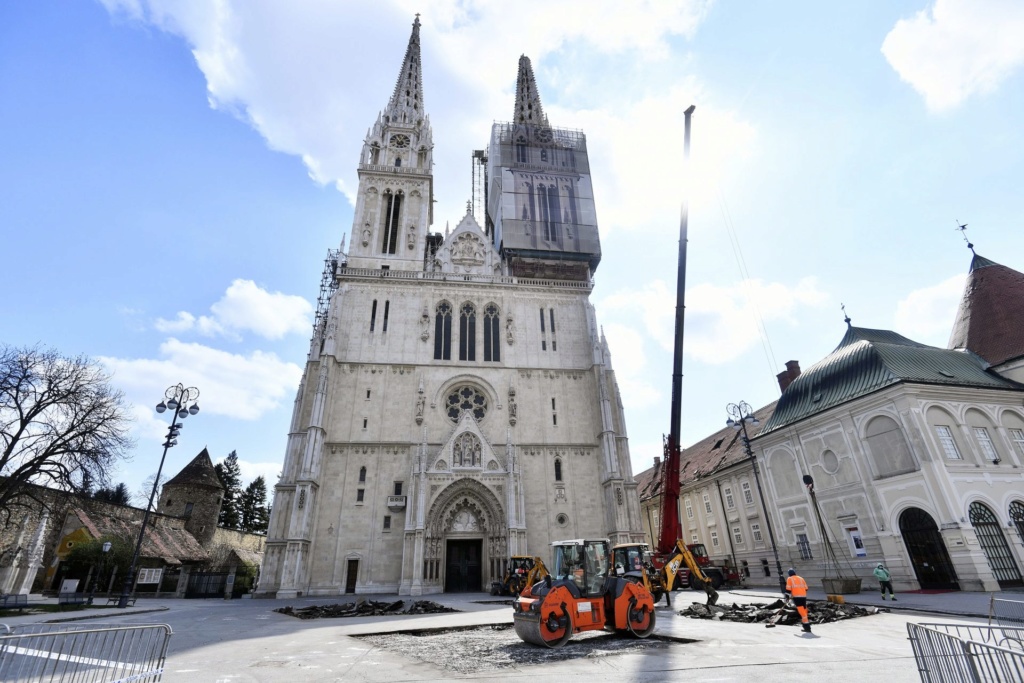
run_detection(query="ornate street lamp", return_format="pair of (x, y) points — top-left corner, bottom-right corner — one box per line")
(727, 401), (787, 594)
(88, 541), (112, 605)
(117, 384), (199, 608)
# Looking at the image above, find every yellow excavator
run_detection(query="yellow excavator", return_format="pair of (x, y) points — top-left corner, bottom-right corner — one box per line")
(490, 556), (549, 596)
(613, 540), (719, 606)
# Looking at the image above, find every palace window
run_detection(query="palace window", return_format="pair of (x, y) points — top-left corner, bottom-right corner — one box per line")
(710, 531), (720, 548)
(751, 523), (763, 543)
(1010, 429), (1024, 458)
(973, 427), (999, 462)
(742, 481), (753, 505)
(935, 425), (962, 459)
(685, 499), (693, 519)
(459, 303), (476, 361)
(733, 526), (743, 545)
(381, 190), (403, 254)
(434, 302), (452, 360)
(724, 487), (735, 509)
(796, 533), (813, 560)
(703, 493), (712, 515)
(483, 304), (500, 362)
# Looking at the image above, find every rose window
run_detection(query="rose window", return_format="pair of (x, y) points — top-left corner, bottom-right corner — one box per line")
(446, 385), (488, 422)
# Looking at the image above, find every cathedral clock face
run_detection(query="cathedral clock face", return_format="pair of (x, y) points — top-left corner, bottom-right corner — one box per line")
(390, 134), (410, 148)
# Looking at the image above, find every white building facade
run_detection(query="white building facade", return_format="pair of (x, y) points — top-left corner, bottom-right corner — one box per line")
(256, 19), (644, 598)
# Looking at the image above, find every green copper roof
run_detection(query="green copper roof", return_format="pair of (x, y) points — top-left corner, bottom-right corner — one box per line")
(761, 326), (1020, 434)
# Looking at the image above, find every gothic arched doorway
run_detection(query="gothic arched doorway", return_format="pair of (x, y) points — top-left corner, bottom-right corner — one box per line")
(425, 479), (506, 593)
(899, 507), (959, 590)
(969, 502), (1023, 587)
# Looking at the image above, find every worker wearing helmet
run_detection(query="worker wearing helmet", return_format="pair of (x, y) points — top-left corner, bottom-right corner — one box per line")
(784, 568), (811, 634)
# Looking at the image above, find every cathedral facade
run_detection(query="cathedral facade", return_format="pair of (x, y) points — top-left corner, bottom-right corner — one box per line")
(256, 18), (644, 598)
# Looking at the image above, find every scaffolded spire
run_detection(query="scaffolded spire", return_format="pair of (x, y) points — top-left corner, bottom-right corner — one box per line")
(385, 15), (424, 123)
(514, 55), (548, 126)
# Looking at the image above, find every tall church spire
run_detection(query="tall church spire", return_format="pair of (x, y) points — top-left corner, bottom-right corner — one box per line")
(385, 15), (424, 124)
(514, 55), (548, 126)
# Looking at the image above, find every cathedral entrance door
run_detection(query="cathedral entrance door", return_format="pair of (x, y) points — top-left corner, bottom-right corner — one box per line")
(444, 539), (482, 592)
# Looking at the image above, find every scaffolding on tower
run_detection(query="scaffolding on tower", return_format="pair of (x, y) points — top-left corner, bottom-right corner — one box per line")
(311, 247), (341, 345)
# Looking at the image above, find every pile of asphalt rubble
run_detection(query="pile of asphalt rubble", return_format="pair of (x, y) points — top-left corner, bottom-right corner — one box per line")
(276, 599), (460, 619)
(679, 599), (885, 625)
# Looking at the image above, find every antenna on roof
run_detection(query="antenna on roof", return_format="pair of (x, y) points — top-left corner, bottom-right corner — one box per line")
(956, 220), (975, 254)
(841, 302), (851, 328)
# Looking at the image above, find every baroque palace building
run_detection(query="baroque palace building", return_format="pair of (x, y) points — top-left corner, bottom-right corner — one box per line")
(636, 250), (1024, 593)
(256, 18), (644, 598)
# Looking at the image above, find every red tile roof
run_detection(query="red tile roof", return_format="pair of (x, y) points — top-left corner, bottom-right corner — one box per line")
(949, 253), (1024, 367)
(73, 508), (209, 564)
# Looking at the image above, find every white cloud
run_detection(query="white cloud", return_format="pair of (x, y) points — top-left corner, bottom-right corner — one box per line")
(882, 0), (1024, 111)
(602, 323), (662, 413)
(894, 273), (966, 345)
(99, 338), (303, 421)
(155, 279), (312, 340)
(96, 1), (746, 233)
(603, 277), (828, 364)
(236, 458), (282, 488)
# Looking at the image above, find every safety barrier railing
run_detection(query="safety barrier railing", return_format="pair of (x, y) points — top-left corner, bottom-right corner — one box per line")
(0, 622), (172, 682)
(907, 622), (1024, 682)
(990, 596), (1024, 626)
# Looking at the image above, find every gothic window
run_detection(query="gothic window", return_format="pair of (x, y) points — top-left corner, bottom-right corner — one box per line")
(434, 302), (452, 360)
(549, 309), (556, 334)
(417, 147), (427, 168)
(381, 190), (403, 254)
(459, 303), (476, 361)
(539, 307), (545, 333)
(369, 143), (380, 165)
(545, 185), (561, 241)
(394, 157), (401, 167)
(555, 459), (563, 481)
(357, 489), (364, 502)
(516, 142), (527, 163)
(370, 300), (377, 332)
(446, 385), (488, 422)
(540, 148), (548, 162)
(483, 304), (500, 362)
(567, 184), (578, 225)
(382, 300), (390, 333)
(359, 466), (366, 483)
(452, 432), (482, 467)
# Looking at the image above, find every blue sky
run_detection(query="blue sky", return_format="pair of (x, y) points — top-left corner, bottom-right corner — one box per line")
(2, 1), (1023, 501)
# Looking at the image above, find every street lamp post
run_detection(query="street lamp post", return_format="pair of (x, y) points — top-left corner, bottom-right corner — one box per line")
(727, 401), (787, 595)
(88, 541), (112, 605)
(117, 383), (199, 608)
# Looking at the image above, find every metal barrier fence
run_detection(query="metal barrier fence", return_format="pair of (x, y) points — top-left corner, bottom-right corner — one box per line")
(990, 596), (1024, 626)
(907, 622), (1024, 682)
(0, 622), (172, 682)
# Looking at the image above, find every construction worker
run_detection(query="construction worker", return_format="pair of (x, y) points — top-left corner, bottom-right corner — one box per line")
(874, 563), (897, 601)
(785, 568), (811, 633)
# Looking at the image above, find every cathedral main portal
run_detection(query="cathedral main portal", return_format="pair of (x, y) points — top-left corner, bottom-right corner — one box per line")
(444, 539), (482, 592)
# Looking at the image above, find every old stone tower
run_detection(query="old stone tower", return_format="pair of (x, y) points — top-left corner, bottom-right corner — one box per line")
(256, 17), (644, 598)
(156, 447), (225, 547)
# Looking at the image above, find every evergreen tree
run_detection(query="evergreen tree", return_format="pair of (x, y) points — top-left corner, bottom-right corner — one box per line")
(240, 476), (269, 533)
(93, 482), (132, 505)
(215, 450), (243, 529)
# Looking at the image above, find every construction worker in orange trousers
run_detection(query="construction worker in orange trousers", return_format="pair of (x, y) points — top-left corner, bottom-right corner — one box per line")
(785, 568), (811, 633)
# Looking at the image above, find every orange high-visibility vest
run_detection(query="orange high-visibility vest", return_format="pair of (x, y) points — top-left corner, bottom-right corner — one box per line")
(786, 575), (808, 597)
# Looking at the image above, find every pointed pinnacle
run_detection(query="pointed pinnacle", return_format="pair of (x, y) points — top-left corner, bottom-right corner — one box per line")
(514, 55), (548, 126)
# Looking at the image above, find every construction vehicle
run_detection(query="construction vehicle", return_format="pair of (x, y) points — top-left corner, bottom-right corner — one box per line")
(513, 538), (657, 648)
(672, 542), (725, 591)
(612, 542), (671, 605)
(490, 556), (548, 596)
(648, 106), (718, 607)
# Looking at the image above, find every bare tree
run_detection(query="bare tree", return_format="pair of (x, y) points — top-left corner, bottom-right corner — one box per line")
(0, 344), (135, 524)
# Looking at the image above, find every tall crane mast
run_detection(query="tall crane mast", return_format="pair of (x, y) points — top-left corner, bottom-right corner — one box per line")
(657, 105), (696, 556)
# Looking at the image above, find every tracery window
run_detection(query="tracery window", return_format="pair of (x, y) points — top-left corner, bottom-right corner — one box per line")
(446, 385), (488, 422)
(483, 304), (500, 362)
(434, 302), (452, 360)
(381, 190), (403, 254)
(459, 303), (476, 361)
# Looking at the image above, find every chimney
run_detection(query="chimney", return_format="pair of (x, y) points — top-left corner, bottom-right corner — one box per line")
(777, 360), (802, 393)
(654, 456), (661, 468)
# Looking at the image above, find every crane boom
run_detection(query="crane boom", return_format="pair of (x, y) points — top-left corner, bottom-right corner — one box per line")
(657, 104), (695, 556)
